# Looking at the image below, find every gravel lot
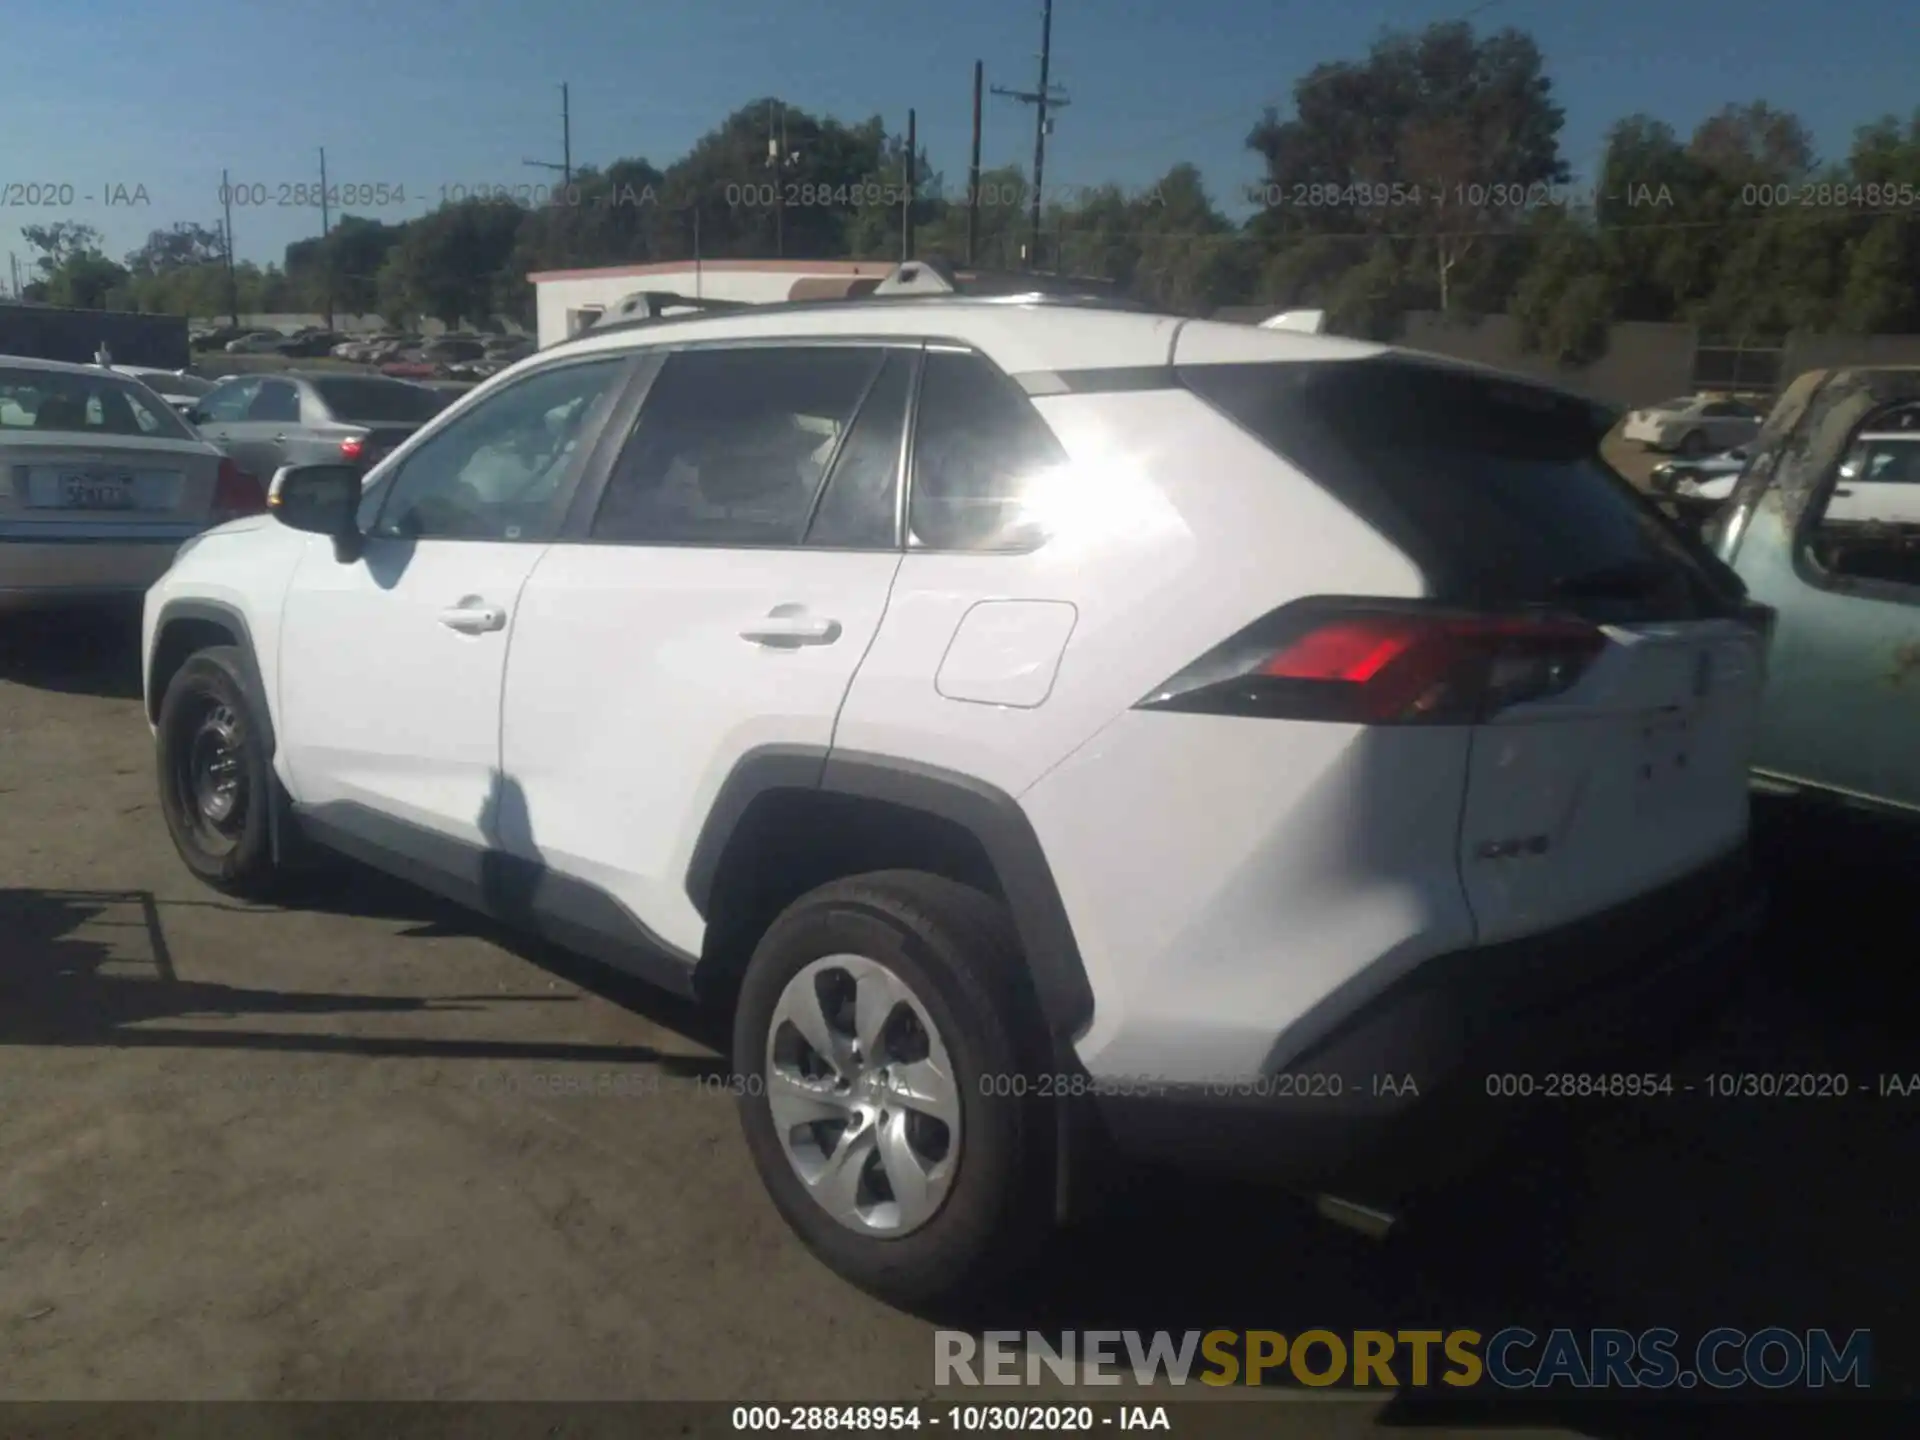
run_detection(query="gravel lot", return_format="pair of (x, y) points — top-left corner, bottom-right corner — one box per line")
(2, 605), (1914, 1433)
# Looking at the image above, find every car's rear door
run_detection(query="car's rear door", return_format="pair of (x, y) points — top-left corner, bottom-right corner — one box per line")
(498, 342), (911, 961)
(223, 377), (301, 479)
(1181, 356), (1768, 944)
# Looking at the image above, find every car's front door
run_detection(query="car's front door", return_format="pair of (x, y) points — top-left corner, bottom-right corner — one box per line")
(498, 343), (913, 958)
(276, 354), (637, 864)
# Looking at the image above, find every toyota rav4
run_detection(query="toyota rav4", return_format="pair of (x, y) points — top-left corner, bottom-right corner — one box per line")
(143, 274), (1769, 1306)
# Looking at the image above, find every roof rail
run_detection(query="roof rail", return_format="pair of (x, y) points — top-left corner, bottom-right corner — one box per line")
(597, 290), (753, 325)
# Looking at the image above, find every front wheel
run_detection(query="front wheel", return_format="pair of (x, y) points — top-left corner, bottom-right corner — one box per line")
(155, 645), (280, 898)
(1677, 429), (1711, 458)
(732, 871), (1052, 1309)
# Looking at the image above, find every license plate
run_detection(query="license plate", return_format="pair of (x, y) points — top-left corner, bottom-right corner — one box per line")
(58, 474), (135, 509)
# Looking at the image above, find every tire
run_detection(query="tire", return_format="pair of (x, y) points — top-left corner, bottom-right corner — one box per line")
(1677, 429), (1711, 458)
(732, 871), (1052, 1310)
(155, 645), (280, 899)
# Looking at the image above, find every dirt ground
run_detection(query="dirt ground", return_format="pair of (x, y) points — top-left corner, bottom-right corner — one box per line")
(2, 606), (1915, 1434)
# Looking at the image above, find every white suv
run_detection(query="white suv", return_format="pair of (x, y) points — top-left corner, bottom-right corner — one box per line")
(143, 275), (1769, 1305)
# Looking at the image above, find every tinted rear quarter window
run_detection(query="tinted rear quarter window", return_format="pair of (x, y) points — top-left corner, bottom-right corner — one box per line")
(909, 350), (1066, 551)
(1180, 357), (1737, 621)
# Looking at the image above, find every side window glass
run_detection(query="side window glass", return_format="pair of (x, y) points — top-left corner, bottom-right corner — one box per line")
(908, 350), (1068, 551)
(371, 358), (626, 542)
(248, 380), (300, 423)
(1803, 415), (1920, 587)
(201, 379), (259, 424)
(592, 346), (885, 546)
(804, 351), (913, 549)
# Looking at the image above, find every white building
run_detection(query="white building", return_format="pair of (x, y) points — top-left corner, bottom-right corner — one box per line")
(527, 259), (901, 348)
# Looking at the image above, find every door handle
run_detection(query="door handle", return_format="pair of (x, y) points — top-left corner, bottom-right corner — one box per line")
(438, 602), (507, 634)
(1833, 487), (1854, 497)
(740, 613), (843, 647)
(273, 433), (288, 443)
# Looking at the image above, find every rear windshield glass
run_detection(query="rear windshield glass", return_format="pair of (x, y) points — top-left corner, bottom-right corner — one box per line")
(0, 366), (194, 440)
(1180, 357), (1738, 620)
(312, 378), (446, 422)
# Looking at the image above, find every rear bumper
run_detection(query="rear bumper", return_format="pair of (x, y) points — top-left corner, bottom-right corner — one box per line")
(1089, 847), (1761, 1191)
(0, 532), (191, 608)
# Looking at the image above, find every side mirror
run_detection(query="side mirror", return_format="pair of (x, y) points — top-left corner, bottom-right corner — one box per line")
(184, 406), (208, 425)
(268, 463), (363, 561)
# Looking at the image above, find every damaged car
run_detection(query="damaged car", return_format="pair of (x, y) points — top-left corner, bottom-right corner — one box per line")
(1710, 370), (1920, 816)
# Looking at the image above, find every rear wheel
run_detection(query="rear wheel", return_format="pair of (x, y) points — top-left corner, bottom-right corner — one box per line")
(156, 646), (280, 898)
(732, 871), (1051, 1309)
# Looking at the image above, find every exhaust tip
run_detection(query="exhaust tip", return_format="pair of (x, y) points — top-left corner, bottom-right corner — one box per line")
(1314, 1194), (1398, 1241)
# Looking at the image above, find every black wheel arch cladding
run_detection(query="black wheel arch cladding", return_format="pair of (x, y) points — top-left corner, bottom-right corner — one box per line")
(688, 747), (1096, 1049)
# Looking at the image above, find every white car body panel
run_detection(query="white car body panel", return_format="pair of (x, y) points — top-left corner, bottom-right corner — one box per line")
(499, 544), (903, 959)
(275, 536), (547, 843)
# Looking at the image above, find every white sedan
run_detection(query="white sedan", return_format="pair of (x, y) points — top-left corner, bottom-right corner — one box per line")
(1622, 395), (1764, 455)
(0, 357), (264, 611)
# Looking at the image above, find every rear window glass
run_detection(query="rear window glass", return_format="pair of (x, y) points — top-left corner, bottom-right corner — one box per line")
(1180, 358), (1737, 621)
(312, 378), (446, 422)
(0, 367), (193, 440)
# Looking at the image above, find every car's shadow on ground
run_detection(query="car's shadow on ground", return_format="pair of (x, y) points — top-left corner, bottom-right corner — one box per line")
(0, 882), (728, 1078)
(0, 603), (146, 700)
(987, 797), (1919, 1432)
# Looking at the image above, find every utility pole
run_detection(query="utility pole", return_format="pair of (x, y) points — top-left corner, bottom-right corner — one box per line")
(992, 0), (1069, 271)
(902, 109), (917, 262)
(523, 82), (572, 195)
(967, 62), (983, 266)
(768, 100), (786, 258)
(318, 147), (334, 329)
(221, 169), (239, 328)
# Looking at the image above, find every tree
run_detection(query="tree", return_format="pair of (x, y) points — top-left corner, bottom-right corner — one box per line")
(376, 198), (525, 327)
(1245, 21), (1569, 311)
(20, 221), (106, 278)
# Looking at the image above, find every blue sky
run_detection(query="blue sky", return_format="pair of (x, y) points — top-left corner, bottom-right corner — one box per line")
(1, 0), (1910, 272)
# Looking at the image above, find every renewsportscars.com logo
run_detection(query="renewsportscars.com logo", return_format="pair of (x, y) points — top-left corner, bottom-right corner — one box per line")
(935, 1328), (1873, 1391)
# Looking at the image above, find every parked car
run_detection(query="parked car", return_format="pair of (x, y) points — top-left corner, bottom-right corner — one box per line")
(143, 276), (1768, 1306)
(185, 371), (448, 481)
(224, 331), (289, 355)
(1623, 394), (1765, 456)
(422, 338), (486, 364)
(193, 326), (256, 352)
(275, 330), (347, 359)
(112, 365), (216, 419)
(0, 356), (263, 610)
(1711, 373), (1920, 814)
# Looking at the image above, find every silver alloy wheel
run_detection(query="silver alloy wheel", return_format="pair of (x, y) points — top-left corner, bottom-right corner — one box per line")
(765, 953), (962, 1237)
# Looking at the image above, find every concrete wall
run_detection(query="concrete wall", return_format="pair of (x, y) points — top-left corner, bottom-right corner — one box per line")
(529, 261), (898, 347)
(1395, 312), (1700, 412)
(1782, 332), (1920, 384)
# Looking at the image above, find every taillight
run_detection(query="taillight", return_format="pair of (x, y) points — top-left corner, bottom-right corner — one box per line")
(1137, 600), (1607, 725)
(339, 435), (366, 463)
(211, 459), (266, 521)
